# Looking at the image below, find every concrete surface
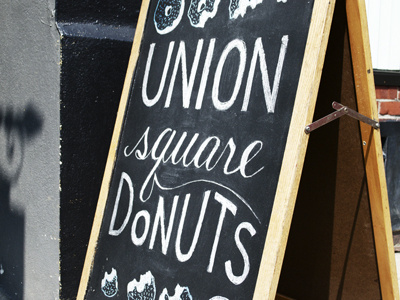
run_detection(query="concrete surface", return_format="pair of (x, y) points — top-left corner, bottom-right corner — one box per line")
(0, 0), (60, 298)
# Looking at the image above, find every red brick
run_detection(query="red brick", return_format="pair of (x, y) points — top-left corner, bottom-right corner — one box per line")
(389, 87), (397, 99)
(375, 86), (398, 99)
(379, 101), (400, 116)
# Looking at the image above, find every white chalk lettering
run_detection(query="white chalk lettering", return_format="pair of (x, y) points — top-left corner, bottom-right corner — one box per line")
(167, 131), (199, 166)
(109, 172), (134, 236)
(112, 25), (290, 291)
(108, 181), (258, 285)
(195, 38), (216, 109)
(142, 42), (175, 107)
(165, 40), (204, 108)
(141, 36), (288, 113)
(207, 192), (237, 273)
(239, 140), (264, 178)
(176, 191), (210, 262)
(212, 39), (246, 111)
(131, 210), (151, 246)
(149, 195), (179, 254)
(225, 222), (256, 285)
(193, 136), (220, 168)
(123, 127), (264, 202)
(242, 35), (288, 112)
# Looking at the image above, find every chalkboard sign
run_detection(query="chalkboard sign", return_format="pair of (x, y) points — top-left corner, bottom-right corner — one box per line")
(78, 0), (336, 298)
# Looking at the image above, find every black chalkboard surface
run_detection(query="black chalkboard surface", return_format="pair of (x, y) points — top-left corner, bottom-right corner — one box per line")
(78, 0), (336, 298)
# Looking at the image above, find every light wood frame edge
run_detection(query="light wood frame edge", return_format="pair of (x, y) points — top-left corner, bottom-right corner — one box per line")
(76, 0), (151, 298)
(252, 0), (336, 298)
(346, 0), (400, 299)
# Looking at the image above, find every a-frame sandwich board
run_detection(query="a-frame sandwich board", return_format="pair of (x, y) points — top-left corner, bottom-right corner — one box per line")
(77, 0), (399, 299)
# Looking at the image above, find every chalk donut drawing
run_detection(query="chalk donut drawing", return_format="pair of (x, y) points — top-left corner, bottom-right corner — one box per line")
(154, 0), (185, 34)
(159, 284), (192, 300)
(229, 0), (262, 19)
(127, 271), (156, 300)
(187, 0), (221, 27)
(101, 268), (118, 297)
(229, 0), (287, 19)
(100, 268), (229, 299)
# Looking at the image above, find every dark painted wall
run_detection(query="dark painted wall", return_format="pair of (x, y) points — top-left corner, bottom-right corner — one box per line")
(56, 0), (141, 298)
(57, 0), (141, 26)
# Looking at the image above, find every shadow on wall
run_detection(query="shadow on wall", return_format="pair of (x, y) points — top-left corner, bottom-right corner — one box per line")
(0, 103), (42, 299)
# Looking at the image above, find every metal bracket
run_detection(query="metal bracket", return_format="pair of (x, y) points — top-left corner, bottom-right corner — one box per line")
(305, 101), (380, 134)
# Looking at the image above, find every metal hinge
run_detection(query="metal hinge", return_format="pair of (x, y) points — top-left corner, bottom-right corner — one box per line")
(305, 101), (380, 134)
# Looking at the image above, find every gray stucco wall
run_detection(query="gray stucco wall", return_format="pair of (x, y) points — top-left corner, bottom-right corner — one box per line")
(0, 0), (60, 298)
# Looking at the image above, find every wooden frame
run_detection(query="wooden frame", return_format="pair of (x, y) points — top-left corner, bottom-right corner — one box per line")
(347, 0), (399, 298)
(253, 0), (336, 297)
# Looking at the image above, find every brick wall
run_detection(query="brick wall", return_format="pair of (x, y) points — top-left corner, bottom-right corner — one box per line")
(377, 86), (400, 121)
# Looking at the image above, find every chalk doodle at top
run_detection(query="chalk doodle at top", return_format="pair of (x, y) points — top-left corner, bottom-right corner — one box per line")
(154, 0), (288, 34)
